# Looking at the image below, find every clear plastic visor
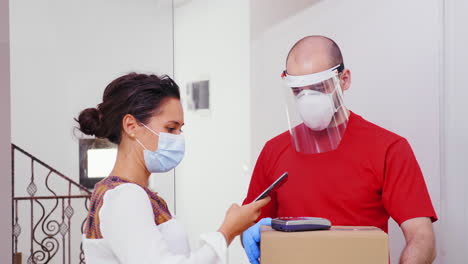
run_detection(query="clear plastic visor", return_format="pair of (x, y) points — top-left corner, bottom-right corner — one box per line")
(282, 66), (349, 154)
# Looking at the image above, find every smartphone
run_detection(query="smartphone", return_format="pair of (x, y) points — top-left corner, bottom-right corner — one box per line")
(272, 217), (331, 232)
(253, 172), (288, 202)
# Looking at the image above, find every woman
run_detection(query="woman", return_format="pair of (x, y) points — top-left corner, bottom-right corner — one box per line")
(77, 73), (269, 264)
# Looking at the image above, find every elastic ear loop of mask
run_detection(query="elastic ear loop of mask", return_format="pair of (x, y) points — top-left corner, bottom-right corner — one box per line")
(140, 123), (161, 136)
(332, 76), (345, 113)
(329, 84), (344, 114)
(135, 138), (148, 150)
(134, 123), (161, 150)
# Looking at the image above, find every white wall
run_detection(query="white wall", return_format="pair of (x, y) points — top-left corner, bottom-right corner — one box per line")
(440, 0), (468, 262)
(10, 0), (174, 183)
(250, 0), (442, 263)
(0, 0), (12, 261)
(9, 0), (174, 262)
(173, 0), (251, 262)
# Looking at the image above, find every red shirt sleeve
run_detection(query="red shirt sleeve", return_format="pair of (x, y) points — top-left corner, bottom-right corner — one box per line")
(382, 138), (438, 225)
(242, 143), (278, 221)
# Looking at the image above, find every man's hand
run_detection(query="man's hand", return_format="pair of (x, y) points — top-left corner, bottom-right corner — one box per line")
(400, 217), (436, 264)
(241, 218), (272, 264)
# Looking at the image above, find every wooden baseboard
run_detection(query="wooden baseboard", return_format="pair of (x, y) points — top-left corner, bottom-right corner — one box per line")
(13, 252), (22, 264)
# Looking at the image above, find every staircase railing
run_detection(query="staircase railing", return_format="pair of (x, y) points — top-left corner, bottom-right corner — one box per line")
(11, 144), (92, 264)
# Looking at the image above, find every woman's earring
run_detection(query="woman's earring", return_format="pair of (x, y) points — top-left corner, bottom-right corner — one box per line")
(130, 133), (135, 138)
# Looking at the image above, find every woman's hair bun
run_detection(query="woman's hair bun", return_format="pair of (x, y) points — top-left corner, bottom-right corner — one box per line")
(76, 107), (102, 137)
(75, 72), (181, 144)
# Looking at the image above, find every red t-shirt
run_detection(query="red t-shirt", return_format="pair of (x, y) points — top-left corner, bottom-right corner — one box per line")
(243, 111), (437, 232)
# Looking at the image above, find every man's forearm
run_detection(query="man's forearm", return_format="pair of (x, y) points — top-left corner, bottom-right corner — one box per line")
(400, 236), (436, 264)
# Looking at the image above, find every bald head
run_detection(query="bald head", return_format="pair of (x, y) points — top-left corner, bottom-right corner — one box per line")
(286, 36), (344, 75)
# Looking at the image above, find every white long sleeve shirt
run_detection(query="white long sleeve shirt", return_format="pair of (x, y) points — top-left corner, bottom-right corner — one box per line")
(82, 183), (227, 264)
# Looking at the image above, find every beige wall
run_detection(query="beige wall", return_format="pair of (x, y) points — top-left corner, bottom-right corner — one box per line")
(0, 0), (12, 261)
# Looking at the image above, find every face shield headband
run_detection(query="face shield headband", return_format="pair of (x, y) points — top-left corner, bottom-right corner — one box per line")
(281, 64), (344, 87)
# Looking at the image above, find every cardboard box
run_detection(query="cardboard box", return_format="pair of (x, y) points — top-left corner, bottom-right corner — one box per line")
(261, 226), (388, 264)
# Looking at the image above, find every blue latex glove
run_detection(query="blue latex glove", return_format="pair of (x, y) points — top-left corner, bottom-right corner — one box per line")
(242, 217), (272, 264)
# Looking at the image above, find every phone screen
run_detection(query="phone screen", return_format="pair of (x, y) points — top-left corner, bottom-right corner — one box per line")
(253, 172), (288, 202)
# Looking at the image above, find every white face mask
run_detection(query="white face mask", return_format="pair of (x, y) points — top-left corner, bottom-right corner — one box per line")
(296, 89), (339, 131)
(135, 123), (185, 173)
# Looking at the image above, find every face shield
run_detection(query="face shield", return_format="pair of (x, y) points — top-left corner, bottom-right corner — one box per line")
(282, 64), (349, 154)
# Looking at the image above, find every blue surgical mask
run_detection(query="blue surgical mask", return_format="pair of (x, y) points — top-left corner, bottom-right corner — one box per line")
(135, 123), (185, 173)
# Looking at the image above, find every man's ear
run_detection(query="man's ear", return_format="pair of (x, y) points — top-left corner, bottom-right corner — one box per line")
(122, 114), (139, 139)
(340, 69), (351, 91)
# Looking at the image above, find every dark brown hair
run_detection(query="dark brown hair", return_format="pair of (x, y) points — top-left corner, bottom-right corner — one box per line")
(75, 73), (180, 144)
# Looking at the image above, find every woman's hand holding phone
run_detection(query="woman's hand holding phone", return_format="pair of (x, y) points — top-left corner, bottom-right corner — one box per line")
(218, 197), (271, 245)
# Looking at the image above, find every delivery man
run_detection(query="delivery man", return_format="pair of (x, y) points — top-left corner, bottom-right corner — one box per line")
(242, 35), (437, 264)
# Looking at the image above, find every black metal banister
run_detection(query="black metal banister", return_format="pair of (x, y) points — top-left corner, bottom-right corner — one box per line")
(12, 143), (91, 264)
(14, 195), (92, 201)
(12, 144), (91, 195)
